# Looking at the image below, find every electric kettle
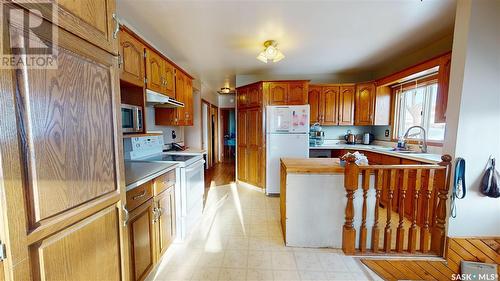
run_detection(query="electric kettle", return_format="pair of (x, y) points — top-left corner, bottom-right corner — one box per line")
(345, 130), (356, 144)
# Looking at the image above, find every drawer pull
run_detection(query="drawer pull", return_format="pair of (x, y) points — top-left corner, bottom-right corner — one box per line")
(132, 190), (147, 200)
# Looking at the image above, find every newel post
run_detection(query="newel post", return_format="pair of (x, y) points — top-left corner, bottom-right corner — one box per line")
(431, 154), (453, 256)
(342, 155), (359, 255)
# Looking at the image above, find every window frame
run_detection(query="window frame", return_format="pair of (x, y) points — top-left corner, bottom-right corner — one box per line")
(391, 75), (444, 146)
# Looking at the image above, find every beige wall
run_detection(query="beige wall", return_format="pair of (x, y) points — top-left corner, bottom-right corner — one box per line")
(444, 0), (500, 237)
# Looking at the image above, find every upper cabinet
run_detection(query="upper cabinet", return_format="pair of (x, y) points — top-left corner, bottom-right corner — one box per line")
(265, 81), (309, 106)
(18, 0), (119, 55)
(120, 28), (145, 87)
(155, 71), (193, 126)
(354, 82), (375, 125)
(145, 48), (176, 99)
(308, 84), (354, 126)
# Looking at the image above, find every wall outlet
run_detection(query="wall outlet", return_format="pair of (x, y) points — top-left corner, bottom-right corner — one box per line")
(171, 130), (176, 140)
(385, 129), (390, 137)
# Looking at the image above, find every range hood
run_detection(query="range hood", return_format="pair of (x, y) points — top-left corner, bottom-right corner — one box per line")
(146, 89), (184, 108)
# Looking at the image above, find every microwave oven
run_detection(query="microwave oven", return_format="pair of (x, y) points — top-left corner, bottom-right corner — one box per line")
(121, 104), (143, 133)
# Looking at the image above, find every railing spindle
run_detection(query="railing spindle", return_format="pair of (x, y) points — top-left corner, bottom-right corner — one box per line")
(343, 156), (359, 254)
(431, 155), (453, 256)
(384, 169), (397, 252)
(359, 169), (370, 252)
(396, 170), (409, 252)
(408, 169), (422, 253)
(372, 169), (383, 253)
(420, 169), (435, 253)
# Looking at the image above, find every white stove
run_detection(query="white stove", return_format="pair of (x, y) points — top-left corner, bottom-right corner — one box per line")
(124, 136), (205, 241)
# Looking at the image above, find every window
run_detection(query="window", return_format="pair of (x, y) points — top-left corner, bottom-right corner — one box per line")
(394, 81), (446, 142)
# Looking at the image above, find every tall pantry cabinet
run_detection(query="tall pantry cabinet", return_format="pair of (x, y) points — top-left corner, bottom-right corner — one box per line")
(236, 81), (309, 190)
(0, 1), (129, 280)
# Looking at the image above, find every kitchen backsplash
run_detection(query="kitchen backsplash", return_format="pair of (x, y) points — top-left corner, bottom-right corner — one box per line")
(322, 125), (374, 140)
(145, 106), (184, 144)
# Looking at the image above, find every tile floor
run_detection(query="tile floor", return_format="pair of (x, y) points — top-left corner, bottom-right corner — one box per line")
(148, 183), (383, 281)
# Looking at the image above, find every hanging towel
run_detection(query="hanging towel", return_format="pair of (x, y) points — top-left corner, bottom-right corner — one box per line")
(480, 157), (500, 198)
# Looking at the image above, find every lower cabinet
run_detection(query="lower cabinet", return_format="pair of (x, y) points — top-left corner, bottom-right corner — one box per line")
(127, 171), (176, 281)
(128, 198), (156, 281)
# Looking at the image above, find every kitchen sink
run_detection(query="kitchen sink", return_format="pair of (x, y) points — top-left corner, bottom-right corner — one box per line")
(393, 150), (425, 154)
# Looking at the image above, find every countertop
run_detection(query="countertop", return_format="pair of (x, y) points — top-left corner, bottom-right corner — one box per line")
(163, 148), (207, 156)
(309, 143), (442, 163)
(281, 158), (344, 174)
(125, 161), (178, 191)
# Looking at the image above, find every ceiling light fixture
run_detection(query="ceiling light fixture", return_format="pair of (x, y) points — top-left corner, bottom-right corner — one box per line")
(257, 40), (285, 63)
(217, 87), (235, 95)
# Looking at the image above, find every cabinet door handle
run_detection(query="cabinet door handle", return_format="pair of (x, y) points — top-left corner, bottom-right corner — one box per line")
(132, 190), (146, 200)
(118, 53), (123, 68)
(122, 204), (129, 227)
(112, 13), (120, 39)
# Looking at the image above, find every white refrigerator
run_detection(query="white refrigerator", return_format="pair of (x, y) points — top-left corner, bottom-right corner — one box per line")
(266, 105), (310, 195)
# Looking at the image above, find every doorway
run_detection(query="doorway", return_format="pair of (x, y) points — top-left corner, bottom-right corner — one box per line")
(220, 108), (236, 162)
(201, 99), (219, 168)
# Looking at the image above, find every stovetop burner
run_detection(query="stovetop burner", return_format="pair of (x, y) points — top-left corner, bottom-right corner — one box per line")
(141, 154), (196, 162)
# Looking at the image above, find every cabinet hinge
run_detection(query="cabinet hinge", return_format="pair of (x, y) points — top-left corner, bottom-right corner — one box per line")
(144, 77), (148, 84)
(144, 51), (147, 58)
(0, 243), (6, 261)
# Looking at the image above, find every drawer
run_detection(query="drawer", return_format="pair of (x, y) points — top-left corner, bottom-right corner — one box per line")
(126, 181), (153, 211)
(154, 170), (176, 195)
(380, 154), (401, 165)
(400, 158), (421, 165)
(364, 151), (382, 164)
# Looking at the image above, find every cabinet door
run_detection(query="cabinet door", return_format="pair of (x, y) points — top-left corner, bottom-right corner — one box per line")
(237, 110), (248, 182)
(355, 83), (375, 125)
(268, 82), (288, 105)
(19, 0), (118, 54)
(175, 72), (186, 125)
(120, 29), (145, 87)
(237, 87), (248, 108)
(308, 86), (322, 124)
(184, 77), (193, 126)
(128, 199), (155, 281)
(164, 61), (176, 98)
(322, 86), (339, 125)
(0, 12), (127, 279)
(287, 82), (308, 105)
(338, 85), (355, 125)
(247, 84), (262, 107)
(155, 187), (175, 260)
(145, 49), (165, 94)
(247, 108), (264, 187)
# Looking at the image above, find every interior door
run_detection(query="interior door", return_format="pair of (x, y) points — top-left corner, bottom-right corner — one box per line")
(237, 109), (248, 182)
(146, 49), (165, 94)
(322, 86), (340, 125)
(338, 85), (355, 125)
(120, 28), (145, 87)
(0, 10), (128, 279)
(308, 86), (321, 124)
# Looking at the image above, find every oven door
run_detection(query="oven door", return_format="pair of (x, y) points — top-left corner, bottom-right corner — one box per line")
(184, 160), (205, 213)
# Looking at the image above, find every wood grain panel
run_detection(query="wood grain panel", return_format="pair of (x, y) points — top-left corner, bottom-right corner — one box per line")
(120, 28), (145, 87)
(155, 187), (175, 261)
(17, 39), (117, 224)
(32, 205), (121, 281)
(321, 86), (339, 125)
(308, 86), (321, 124)
(128, 199), (155, 281)
(355, 82), (375, 125)
(338, 85), (355, 125)
(362, 237), (500, 281)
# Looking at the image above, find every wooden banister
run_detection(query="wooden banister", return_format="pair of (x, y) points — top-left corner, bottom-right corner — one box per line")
(341, 154), (452, 257)
(343, 156), (359, 254)
(431, 155), (453, 256)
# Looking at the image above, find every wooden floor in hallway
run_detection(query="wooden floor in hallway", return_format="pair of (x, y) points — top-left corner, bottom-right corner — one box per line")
(205, 159), (236, 188)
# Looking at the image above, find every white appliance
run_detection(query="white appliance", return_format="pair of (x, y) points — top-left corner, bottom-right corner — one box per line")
(266, 105), (310, 195)
(124, 136), (205, 241)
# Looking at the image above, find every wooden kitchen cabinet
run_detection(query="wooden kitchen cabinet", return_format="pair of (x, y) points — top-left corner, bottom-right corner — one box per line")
(145, 49), (165, 94)
(355, 82), (376, 125)
(247, 84), (262, 107)
(128, 198), (156, 281)
(155, 71), (194, 126)
(247, 107), (264, 187)
(184, 76), (194, 125)
(308, 86), (322, 124)
(237, 87), (248, 108)
(266, 81), (309, 105)
(308, 84), (355, 126)
(163, 60), (176, 98)
(0, 6), (128, 279)
(338, 85), (355, 125)
(120, 28), (145, 86)
(268, 82), (288, 105)
(237, 110), (248, 182)
(154, 186), (176, 261)
(321, 86), (340, 125)
(17, 0), (119, 54)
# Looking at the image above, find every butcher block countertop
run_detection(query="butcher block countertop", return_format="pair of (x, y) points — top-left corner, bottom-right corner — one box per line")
(280, 158), (345, 174)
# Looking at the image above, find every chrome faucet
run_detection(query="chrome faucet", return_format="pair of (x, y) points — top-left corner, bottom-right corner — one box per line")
(402, 125), (428, 153)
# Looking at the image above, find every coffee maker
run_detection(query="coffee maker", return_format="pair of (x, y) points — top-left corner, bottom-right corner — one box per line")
(309, 123), (325, 146)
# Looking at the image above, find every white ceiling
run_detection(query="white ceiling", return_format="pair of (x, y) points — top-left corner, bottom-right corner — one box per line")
(117, 0), (456, 92)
